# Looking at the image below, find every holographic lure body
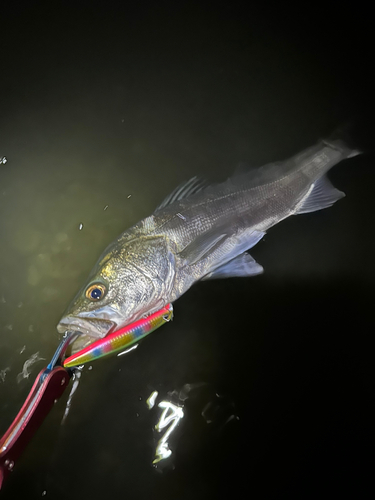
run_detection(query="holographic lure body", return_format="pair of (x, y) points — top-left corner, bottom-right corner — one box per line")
(63, 304), (173, 368)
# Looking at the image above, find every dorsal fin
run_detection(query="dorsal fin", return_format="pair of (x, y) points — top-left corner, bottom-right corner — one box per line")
(155, 176), (208, 211)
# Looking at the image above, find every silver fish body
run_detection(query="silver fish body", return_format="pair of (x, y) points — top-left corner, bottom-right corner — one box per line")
(57, 138), (358, 346)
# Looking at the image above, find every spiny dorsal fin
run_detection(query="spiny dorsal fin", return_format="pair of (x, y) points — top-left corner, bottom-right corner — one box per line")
(155, 176), (208, 211)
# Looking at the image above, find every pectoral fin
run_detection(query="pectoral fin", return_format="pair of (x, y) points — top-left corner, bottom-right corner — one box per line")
(181, 228), (265, 266)
(202, 252), (263, 280)
(180, 231), (228, 265)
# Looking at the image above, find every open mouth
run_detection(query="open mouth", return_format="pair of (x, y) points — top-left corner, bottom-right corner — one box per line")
(57, 317), (116, 355)
(57, 306), (166, 355)
(57, 317), (115, 336)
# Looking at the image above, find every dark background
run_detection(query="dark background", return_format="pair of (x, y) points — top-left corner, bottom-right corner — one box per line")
(0, 1), (374, 499)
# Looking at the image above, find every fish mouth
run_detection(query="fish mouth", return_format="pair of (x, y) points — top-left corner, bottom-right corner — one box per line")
(57, 317), (116, 337)
(57, 306), (164, 355)
(57, 317), (116, 354)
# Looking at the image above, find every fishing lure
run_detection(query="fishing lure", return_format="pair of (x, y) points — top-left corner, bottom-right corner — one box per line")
(63, 304), (173, 368)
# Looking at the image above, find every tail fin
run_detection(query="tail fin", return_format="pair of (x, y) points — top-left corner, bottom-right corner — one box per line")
(323, 122), (362, 158)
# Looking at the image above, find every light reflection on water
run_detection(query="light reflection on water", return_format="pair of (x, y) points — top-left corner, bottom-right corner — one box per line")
(61, 369), (82, 425)
(148, 384), (238, 470)
(153, 400), (184, 464)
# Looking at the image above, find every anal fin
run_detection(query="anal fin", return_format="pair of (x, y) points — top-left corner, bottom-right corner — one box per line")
(294, 175), (345, 215)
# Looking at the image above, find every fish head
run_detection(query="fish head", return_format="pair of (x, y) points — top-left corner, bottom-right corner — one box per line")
(57, 236), (175, 351)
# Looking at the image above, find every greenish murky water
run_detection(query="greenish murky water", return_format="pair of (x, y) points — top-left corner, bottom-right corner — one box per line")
(1, 3), (373, 499)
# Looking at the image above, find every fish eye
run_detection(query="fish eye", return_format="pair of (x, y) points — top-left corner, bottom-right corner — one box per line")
(85, 283), (107, 301)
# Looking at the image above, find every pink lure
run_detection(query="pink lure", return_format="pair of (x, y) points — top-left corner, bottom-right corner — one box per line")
(63, 304), (173, 368)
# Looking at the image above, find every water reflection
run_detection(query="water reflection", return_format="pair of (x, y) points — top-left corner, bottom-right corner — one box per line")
(0, 4), (368, 497)
(61, 369), (82, 424)
(117, 344), (138, 357)
(148, 384), (238, 469)
(146, 390), (158, 409)
(153, 401), (184, 464)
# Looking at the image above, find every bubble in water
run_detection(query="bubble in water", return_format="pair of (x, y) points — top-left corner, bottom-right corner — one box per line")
(4, 459), (14, 470)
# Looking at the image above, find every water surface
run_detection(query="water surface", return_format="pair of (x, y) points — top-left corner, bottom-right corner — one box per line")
(1, 3), (374, 499)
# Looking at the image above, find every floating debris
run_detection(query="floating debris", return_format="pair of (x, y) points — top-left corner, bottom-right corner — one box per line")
(17, 352), (45, 383)
(28, 325), (34, 333)
(78, 223), (83, 230)
(127, 194), (132, 199)
(19, 345), (26, 354)
(103, 205), (108, 211)
(0, 157), (7, 165)
(0, 367), (10, 382)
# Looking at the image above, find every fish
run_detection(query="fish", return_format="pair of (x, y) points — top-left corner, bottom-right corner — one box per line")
(63, 304), (173, 367)
(57, 136), (359, 350)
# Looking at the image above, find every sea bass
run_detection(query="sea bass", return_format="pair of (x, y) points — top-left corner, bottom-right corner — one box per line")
(57, 138), (358, 349)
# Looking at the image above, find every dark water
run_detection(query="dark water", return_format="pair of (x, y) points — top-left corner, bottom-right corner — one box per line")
(1, 2), (374, 498)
